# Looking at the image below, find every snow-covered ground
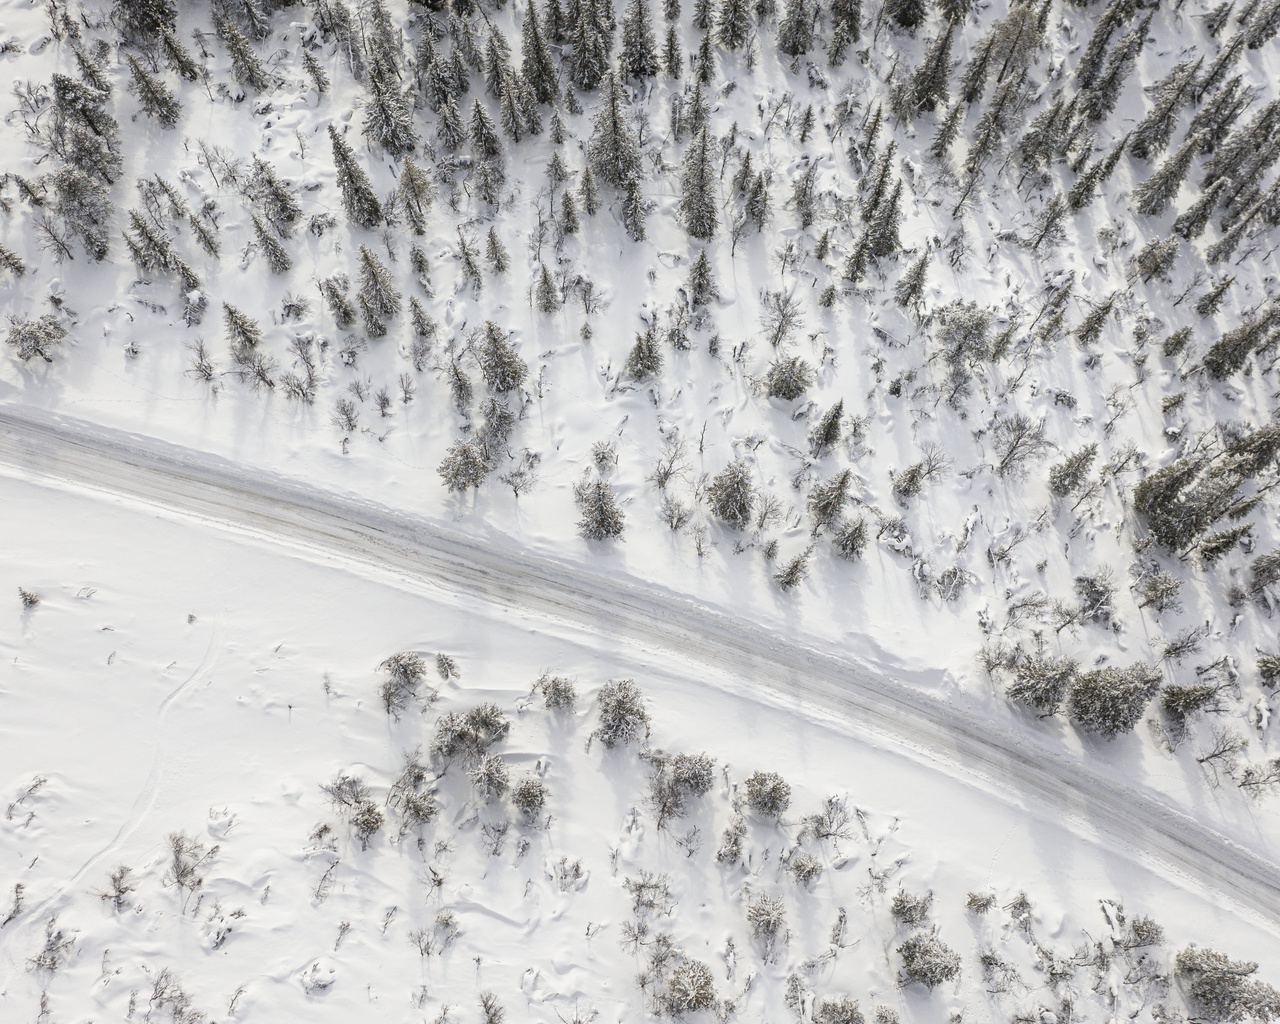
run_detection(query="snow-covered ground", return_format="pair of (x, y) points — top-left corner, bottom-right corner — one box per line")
(3, 0), (1280, 1017)
(2, 467), (1276, 1022)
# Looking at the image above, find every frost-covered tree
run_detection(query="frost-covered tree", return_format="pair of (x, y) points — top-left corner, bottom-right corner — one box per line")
(621, 0), (660, 78)
(898, 929), (961, 988)
(626, 323), (664, 380)
(127, 55), (181, 128)
(777, 0), (817, 56)
(478, 322), (527, 393)
(328, 125), (383, 228)
(708, 459), (755, 529)
(744, 770), (791, 818)
(5, 315), (67, 362)
(216, 15), (270, 92)
(765, 355), (814, 400)
(1067, 664), (1162, 738)
(596, 679), (650, 747)
(589, 71), (641, 187)
(1175, 946), (1280, 1023)
(1008, 654), (1077, 714)
(114, 0), (177, 41)
(716, 0), (751, 48)
(575, 478), (626, 539)
(438, 438), (492, 492)
(522, 2), (558, 103)
(1131, 132), (1200, 217)
(1129, 59), (1200, 161)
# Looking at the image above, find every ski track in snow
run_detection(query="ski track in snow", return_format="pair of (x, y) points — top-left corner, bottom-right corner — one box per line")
(2, 403), (1277, 933)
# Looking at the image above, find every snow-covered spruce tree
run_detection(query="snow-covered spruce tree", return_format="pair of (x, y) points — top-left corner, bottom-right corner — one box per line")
(744, 770), (791, 818)
(215, 15), (270, 92)
(320, 276), (356, 328)
(438, 438), (493, 492)
(485, 227), (510, 273)
(328, 125), (383, 228)
(1131, 132), (1200, 217)
(894, 251), (930, 312)
(708, 459), (756, 529)
(522, 1), (559, 103)
(571, 0), (613, 90)
(833, 517), (869, 560)
(809, 400), (844, 457)
(0, 244), (25, 277)
(126, 55), (181, 129)
(777, 0), (817, 57)
(301, 46), (328, 94)
(1072, 291), (1116, 348)
(398, 156), (433, 235)
(621, 0), (660, 78)
(1134, 236), (1179, 281)
(248, 158), (301, 235)
(687, 248), (719, 306)
(626, 322), (664, 380)
(595, 679), (650, 748)
(1080, 12), (1152, 123)
(574, 477), (626, 539)
(774, 546), (812, 591)
(679, 126), (719, 239)
(790, 161), (819, 229)
(222, 302), (263, 355)
(252, 214), (291, 273)
(589, 71), (641, 188)
(902, 21), (955, 116)
(1194, 276), (1234, 318)
(358, 245), (401, 323)
(898, 929), (961, 989)
(1175, 946), (1280, 1023)
(884, 0), (927, 31)
(1129, 59), (1201, 161)
(1172, 178), (1228, 239)
(765, 355), (814, 401)
(1066, 664), (1162, 739)
(809, 469), (852, 533)
(5, 315), (67, 363)
(1073, 0), (1128, 92)
(477, 322), (527, 393)
(1048, 443), (1097, 498)
(622, 177), (650, 240)
(716, 0), (751, 49)
(1007, 654), (1078, 714)
(469, 99), (502, 158)
(662, 24), (684, 76)
(114, 0), (177, 41)
(50, 72), (123, 185)
(363, 64), (418, 156)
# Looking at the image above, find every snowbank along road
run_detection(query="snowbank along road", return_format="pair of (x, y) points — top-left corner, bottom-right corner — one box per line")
(2, 404), (1277, 928)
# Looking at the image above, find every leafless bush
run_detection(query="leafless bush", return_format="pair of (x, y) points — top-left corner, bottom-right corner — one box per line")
(162, 832), (218, 914)
(95, 865), (136, 912)
(379, 651), (430, 718)
(28, 917), (74, 973)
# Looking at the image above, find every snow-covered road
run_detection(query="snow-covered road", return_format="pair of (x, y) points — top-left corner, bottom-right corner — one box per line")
(2, 404), (1277, 929)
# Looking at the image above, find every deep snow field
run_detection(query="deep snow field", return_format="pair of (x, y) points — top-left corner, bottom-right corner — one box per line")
(3, 0), (1280, 1018)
